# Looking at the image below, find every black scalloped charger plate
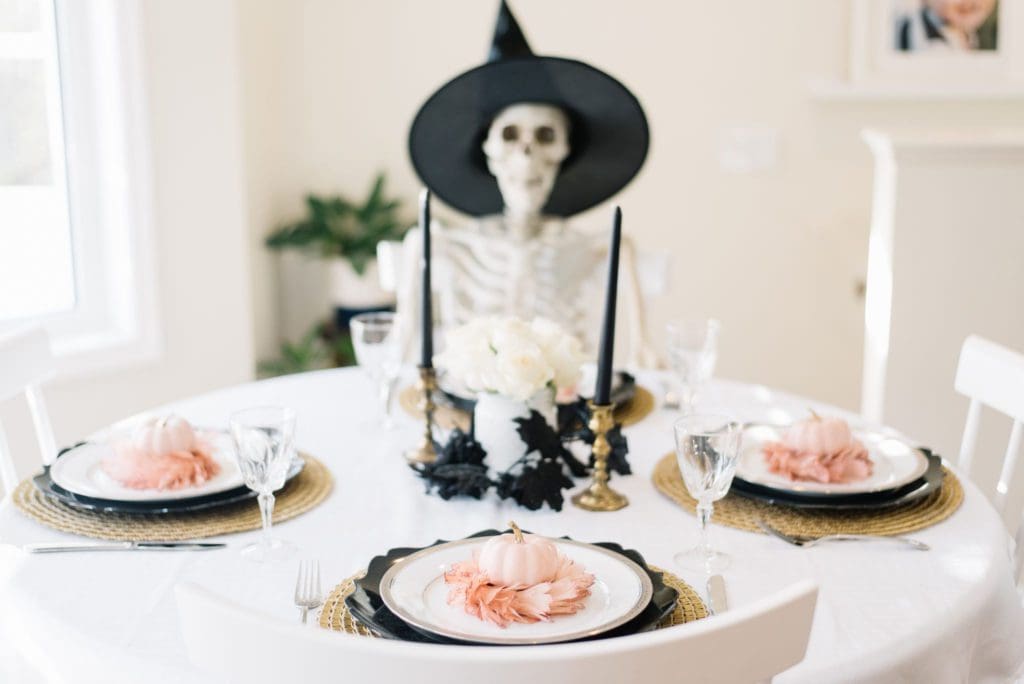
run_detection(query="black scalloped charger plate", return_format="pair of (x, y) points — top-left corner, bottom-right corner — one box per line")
(344, 529), (679, 645)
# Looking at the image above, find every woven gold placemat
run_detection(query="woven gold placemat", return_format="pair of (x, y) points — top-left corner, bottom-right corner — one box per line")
(615, 386), (655, 428)
(12, 455), (333, 541)
(319, 564), (706, 636)
(399, 385), (656, 430)
(652, 453), (963, 536)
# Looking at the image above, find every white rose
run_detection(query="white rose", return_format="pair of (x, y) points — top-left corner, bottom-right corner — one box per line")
(461, 345), (500, 393)
(494, 343), (553, 401)
(490, 317), (533, 353)
(529, 317), (565, 351)
(435, 316), (583, 399)
(436, 320), (498, 391)
(546, 335), (585, 389)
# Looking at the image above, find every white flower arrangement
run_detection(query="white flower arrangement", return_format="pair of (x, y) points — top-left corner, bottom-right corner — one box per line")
(436, 316), (586, 402)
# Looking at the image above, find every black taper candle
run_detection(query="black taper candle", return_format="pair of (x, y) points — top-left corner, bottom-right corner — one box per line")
(594, 206), (621, 405)
(420, 188), (433, 368)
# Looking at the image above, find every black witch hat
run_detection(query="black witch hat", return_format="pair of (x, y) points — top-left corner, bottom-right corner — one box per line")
(408, 1), (649, 218)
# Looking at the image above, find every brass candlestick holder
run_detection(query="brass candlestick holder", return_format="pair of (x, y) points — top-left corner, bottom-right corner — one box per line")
(572, 401), (629, 511)
(405, 365), (439, 465)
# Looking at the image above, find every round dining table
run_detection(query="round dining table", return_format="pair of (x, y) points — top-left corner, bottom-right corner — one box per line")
(1, 367), (1022, 683)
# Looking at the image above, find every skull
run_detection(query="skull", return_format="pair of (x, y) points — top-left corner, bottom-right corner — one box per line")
(482, 103), (570, 219)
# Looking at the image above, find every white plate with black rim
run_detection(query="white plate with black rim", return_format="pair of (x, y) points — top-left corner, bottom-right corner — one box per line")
(735, 424), (930, 497)
(379, 537), (654, 645)
(48, 430), (244, 502)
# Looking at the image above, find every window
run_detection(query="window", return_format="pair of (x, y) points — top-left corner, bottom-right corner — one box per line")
(0, 0), (74, 322)
(0, 0), (159, 376)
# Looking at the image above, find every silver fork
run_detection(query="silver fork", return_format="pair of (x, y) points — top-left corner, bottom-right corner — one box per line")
(294, 559), (323, 624)
(756, 519), (930, 551)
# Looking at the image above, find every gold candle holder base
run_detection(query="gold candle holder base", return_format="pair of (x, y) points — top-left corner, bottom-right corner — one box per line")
(572, 401), (629, 512)
(405, 366), (438, 465)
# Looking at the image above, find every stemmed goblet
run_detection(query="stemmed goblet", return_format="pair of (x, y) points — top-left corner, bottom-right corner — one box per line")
(666, 319), (719, 414)
(672, 414), (742, 572)
(230, 406), (297, 563)
(350, 312), (402, 430)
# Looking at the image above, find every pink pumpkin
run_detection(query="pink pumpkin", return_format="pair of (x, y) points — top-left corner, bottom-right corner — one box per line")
(478, 522), (560, 587)
(783, 412), (853, 455)
(131, 415), (197, 458)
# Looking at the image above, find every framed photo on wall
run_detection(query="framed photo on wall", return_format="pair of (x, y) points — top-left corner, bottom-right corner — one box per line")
(850, 0), (1024, 94)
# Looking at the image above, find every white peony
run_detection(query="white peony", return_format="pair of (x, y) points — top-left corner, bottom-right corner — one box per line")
(494, 342), (553, 401)
(436, 316), (584, 400)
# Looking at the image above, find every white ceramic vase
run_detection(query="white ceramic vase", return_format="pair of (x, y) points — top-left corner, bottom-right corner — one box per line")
(474, 388), (557, 473)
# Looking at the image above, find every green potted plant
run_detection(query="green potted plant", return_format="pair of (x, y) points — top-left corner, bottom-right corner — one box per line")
(266, 172), (408, 311)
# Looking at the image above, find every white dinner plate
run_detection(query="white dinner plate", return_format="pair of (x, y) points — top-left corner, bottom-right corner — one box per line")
(49, 431), (244, 502)
(379, 537), (653, 645)
(735, 424), (930, 496)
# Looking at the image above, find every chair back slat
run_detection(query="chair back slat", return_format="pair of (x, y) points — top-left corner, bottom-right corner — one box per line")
(957, 398), (982, 475)
(0, 328), (54, 401)
(0, 328), (57, 497)
(955, 336), (1024, 423)
(995, 420), (1023, 512)
(25, 385), (58, 466)
(0, 422), (16, 496)
(954, 335), (1024, 543)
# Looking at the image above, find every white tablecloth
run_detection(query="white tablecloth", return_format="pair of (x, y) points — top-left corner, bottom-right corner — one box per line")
(1, 368), (1022, 683)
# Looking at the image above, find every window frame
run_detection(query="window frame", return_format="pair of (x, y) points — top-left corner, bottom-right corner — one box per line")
(1, 0), (161, 378)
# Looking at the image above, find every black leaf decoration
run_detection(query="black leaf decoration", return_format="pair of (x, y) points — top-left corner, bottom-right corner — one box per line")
(514, 412), (569, 462)
(559, 445), (590, 478)
(515, 409), (588, 477)
(439, 428), (487, 466)
(494, 471), (516, 500)
(426, 464), (493, 500)
(498, 459), (574, 511)
(415, 428), (493, 500)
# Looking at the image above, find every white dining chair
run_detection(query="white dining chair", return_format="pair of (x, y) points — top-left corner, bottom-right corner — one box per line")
(176, 579), (817, 684)
(954, 334), (1024, 580)
(0, 327), (58, 497)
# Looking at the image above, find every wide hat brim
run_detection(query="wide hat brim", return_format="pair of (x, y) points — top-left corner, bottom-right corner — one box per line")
(409, 56), (649, 218)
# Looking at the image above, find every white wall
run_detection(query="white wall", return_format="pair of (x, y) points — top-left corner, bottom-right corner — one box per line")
(4, 0), (255, 479)
(239, 0), (1024, 414)
(10, 0), (1024, 478)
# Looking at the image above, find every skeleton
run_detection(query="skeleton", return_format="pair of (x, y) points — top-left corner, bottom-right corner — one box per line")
(389, 103), (656, 366)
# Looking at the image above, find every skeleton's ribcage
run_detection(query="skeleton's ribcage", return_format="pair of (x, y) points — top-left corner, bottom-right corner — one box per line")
(438, 231), (604, 350)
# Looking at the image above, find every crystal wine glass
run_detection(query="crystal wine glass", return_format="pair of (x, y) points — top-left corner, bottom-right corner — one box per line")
(672, 414), (742, 572)
(350, 312), (402, 429)
(666, 319), (719, 414)
(230, 406), (297, 562)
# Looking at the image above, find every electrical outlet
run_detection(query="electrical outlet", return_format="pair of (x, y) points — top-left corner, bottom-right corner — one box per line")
(718, 127), (778, 173)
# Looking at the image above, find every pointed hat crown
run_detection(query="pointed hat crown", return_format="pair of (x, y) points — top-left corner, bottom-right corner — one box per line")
(488, 0), (534, 61)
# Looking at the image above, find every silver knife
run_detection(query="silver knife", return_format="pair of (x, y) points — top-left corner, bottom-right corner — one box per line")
(23, 541), (226, 553)
(707, 574), (728, 615)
